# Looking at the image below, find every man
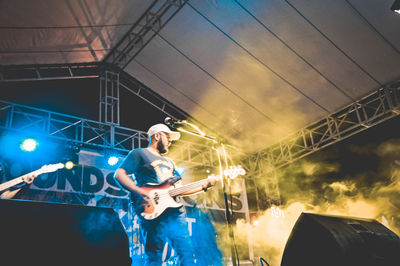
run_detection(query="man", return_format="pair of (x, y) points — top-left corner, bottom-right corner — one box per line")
(0, 161), (36, 199)
(114, 123), (216, 265)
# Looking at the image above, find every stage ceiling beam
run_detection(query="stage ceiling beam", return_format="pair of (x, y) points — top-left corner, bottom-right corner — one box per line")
(103, 0), (188, 69)
(0, 63), (191, 123)
(0, 63), (100, 82)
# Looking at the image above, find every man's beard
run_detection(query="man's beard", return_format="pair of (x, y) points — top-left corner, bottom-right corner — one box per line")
(157, 139), (168, 154)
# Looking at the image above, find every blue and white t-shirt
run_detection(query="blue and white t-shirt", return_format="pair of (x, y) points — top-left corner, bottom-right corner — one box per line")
(118, 148), (177, 186)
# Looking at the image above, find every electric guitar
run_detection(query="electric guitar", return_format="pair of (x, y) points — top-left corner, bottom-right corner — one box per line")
(137, 165), (246, 220)
(0, 163), (64, 193)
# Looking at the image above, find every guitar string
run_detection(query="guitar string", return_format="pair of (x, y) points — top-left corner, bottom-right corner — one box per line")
(169, 179), (208, 197)
(144, 180), (207, 214)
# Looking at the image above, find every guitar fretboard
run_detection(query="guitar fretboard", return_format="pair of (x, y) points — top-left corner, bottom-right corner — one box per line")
(169, 179), (209, 197)
(0, 169), (42, 192)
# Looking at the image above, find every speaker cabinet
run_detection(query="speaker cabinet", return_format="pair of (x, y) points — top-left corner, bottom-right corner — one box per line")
(281, 213), (400, 266)
(0, 199), (131, 265)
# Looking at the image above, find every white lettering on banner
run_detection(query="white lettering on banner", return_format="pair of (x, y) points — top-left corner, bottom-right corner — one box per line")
(185, 217), (196, 236)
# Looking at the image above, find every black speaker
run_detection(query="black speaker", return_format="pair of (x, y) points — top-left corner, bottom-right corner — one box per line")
(281, 213), (400, 266)
(0, 199), (131, 266)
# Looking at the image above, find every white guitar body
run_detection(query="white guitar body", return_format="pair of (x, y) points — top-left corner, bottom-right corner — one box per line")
(142, 185), (183, 220)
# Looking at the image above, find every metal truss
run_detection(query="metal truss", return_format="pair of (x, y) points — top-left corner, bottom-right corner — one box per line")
(0, 63), (100, 82)
(0, 62), (190, 123)
(99, 70), (120, 125)
(241, 152), (281, 205)
(240, 82), (400, 208)
(104, 0), (188, 69)
(0, 99), (214, 166)
(257, 83), (400, 170)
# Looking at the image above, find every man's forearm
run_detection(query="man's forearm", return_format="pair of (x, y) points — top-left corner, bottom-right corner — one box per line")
(114, 168), (147, 196)
(0, 188), (21, 199)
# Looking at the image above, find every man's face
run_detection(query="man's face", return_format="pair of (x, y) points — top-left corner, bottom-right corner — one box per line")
(156, 132), (171, 154)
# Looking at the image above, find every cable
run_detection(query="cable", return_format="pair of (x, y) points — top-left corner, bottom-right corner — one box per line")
(132, 59), (216, 118)
(284, 0), (383, 87)
(231, 0), (354, 102)
(154, 31), (278, 125)
(344, 0), (399, 54)
(259, 257), (270, 266)
(188, 2), (331, 113)
(229, 179), (240, 266)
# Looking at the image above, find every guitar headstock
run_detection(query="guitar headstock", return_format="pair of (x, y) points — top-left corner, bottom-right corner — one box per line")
(224, 165), (246, 179)
(39, 163), (65, 174)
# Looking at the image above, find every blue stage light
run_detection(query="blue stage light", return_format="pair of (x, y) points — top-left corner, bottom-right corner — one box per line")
(20, 138), (38, 152)
(107, 156), (119, 166)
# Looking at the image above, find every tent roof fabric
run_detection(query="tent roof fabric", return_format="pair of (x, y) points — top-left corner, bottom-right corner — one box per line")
(1, 0), (399, 152)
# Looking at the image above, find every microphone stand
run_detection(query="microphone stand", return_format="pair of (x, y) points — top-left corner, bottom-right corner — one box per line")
(174, 121), (239, 266)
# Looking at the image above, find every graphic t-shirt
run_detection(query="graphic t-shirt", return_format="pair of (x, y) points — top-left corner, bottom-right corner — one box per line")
(119, 148), (177, 186)
(118, 148), (183, 214)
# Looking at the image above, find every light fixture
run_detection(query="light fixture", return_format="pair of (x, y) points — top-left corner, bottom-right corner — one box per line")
(107, 155), (119, 166)
(65, 161), (74, 169)
(104, 149), (123, 167)
(391, 0), (400, 14)
(271, 206), (284, 218)
(224, 165), (246, 179)
(20, 138), (38, 152)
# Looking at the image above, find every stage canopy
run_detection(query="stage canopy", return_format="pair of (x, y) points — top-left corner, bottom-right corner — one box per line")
(1, 0), (399, 152)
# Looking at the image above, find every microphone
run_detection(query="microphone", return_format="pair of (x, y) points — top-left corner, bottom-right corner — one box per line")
(164, 117), (186, 127)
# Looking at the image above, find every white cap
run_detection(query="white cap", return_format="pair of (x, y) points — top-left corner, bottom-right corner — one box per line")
(147, 123), (181, 141)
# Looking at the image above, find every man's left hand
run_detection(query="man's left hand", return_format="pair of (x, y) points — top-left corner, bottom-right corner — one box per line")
(207, 174), (219, 187)
(22, 173), (38, 184)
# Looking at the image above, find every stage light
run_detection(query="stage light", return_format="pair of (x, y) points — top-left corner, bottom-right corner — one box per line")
(250, 213), (259, 226)
(391, 0), (400, 14)
(107, 156), (119, 166)
(65, 161), (74, 169)
(224, 165), (246, 179)
(271, 206), (284, 218)
(20, 138), (38, 152)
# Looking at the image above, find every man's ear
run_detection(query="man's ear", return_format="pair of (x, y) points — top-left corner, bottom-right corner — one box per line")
(153, 133), (161, 141)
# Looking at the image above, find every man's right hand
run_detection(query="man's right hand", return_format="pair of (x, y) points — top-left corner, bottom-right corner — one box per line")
(136, 188), (150, 201)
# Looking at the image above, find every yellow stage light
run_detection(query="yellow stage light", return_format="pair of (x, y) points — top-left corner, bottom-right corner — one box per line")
(65, 161), (74, 169)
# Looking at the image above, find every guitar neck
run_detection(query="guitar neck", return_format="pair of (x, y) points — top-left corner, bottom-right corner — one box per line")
(169, 178), (209, 197)
(0, 169), (41, 192)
